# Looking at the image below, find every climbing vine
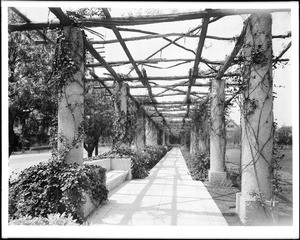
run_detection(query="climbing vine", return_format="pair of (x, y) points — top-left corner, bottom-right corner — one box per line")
(111, 81), (138, 148)
(48, 26), (86, 162)
(238, 14), (279, 223)
(190, 98), (210, 152)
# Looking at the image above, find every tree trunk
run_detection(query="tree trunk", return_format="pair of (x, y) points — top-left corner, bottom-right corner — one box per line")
(94, 137), (99, 156)
(84, 142), (94, 158)
(87, 149), (94, 158)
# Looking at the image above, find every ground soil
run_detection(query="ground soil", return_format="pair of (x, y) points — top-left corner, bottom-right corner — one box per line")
(181, 147), (293, 226)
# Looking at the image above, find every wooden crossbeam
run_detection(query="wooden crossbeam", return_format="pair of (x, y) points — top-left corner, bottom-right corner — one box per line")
(116, 29), (196, 55)
(142, 101), (198, 105)
(274, 41), (291, 62)
(89, 71), (113, 95)
(91, 33), (235, 45)
(9, 8), (289, 32)
(185, 17), (209, 117)
(10, 7), (55, 44)
(94, 83), (210, 89)
(85, 72), (239, 83)
(127, 16), (223, 75)
(134, 92), (208, 98)
(85, 57), (223, 68)
(215, 19), (249, 80)
(48, 7), (167, 131)
(151, 114), (187, 118)
(182, 14), (250, 130)
(101, 8), (171, 132)
(88, 32), (292, 45)
(49, 8), (74, 25)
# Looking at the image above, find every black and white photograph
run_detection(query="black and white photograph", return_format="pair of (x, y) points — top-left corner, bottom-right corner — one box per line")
(2, 1), (299, 239)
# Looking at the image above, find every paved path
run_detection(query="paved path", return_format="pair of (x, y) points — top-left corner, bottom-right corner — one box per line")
(86, 147), (228, 226)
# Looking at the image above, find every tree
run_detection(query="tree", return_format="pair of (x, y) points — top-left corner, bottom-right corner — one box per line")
(83, 87), (114, 157)
(8, 9), (58, 154)
(275, 125), (292, 146)
(227, 126), (242, 146)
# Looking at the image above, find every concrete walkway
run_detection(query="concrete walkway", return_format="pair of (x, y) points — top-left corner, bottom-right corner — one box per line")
(86, 147), (228, 226)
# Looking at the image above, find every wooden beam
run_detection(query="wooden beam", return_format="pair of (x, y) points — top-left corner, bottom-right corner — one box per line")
(134, 92), (208, 98)
(85, 39), (166, 130)
(274, 41), (291, 61)
(102, 8), (171, 132)
(86, 72), (239, 83)
(142, 101), (198, 105)
(91, 33), (235, 45)
(85, 57), (223, 68)
(215, 18), (249, 80)
(93, 81), (240, 90)
(91, 31), (291, 45)
(47, 8), (174, 133)
(88, 71), (113, 95)
(48, 8), (74, 25)
(151, 114), (187, 118)
(186, 17), (209, 117)
(10, 7), (55, 45)
(9, 8), (290, 32)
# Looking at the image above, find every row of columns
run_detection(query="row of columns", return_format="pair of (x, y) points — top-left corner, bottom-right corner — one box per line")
(58, 13), (275, 225)
(188, 13), (275, 225)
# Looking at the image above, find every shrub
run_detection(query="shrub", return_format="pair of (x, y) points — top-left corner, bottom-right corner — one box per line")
(98, 145), (169, 179)
(185, 150), (210, 181)
(9, 157), (108, 224)
(9, 213), (79, 225)
(144, 145), (168, 170)
(131, 150), (150, 179)
(226, 167), (241, 188)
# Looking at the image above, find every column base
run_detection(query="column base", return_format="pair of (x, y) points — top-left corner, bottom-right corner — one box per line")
(208, 170), (227, 185)
(236, 192), (278, 225)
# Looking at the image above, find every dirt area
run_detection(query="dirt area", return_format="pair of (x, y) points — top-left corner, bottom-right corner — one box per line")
(181, 147), (293, 226)
(204, 182), (243, 225)
(225, 147), (293, 225)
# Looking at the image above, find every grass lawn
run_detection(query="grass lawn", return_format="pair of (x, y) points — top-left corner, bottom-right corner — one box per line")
(181, 146), (293, 226)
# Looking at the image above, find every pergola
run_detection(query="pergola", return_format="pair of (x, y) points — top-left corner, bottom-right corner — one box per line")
(8, 6), (292, 225)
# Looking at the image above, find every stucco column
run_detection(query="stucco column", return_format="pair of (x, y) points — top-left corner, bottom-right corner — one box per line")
(135, 109), (145, 150)
(236, 13), (277, 225)
(166, 133), (170, 146)
(209, 77), (227, 183)
(198, 132), (207, 152)
(58, 27), (84, 165)
(198, 121), (208, 152)
(190, 124), (198, 155)
(145, 118), (155, 146)
(152, 124), (158, 145)
(162, 126), (166, 146)
(113, 82), (129, 147)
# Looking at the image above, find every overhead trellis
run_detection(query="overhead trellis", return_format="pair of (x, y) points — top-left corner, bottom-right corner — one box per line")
(8, 7), (291, 135)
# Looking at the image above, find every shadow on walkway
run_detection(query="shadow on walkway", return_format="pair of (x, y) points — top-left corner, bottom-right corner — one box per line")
(86, 147), (228, 226)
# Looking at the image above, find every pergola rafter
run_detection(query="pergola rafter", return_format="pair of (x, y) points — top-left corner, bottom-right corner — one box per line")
(9, 8), (289, 32)
(7, 6), (293, 225)
(10, 7), (55, 44)
(8, 6), (291, 137)
(48, 7), (170, 132)
(101, 8), (170, 129)
(185, 17), (209, 117)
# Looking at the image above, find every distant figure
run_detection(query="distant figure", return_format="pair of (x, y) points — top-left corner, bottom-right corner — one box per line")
(189, 68), (192, 78)
(141, 66), (147, 78)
